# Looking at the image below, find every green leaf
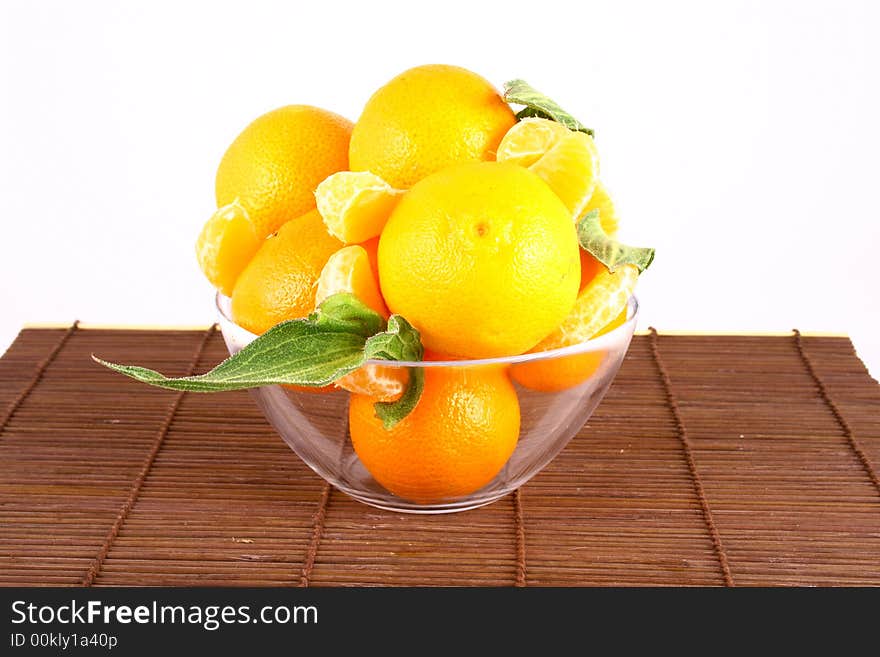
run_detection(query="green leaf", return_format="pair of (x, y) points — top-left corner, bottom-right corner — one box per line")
(503, 79), (594, 137)
(374, 368), (424, 431)
(93, 293), (383, 391)
(364, 315), (425, 429)
(93, 293), (427, 427)
(363, 315), (423, 362)
(577, 210), (655, 273)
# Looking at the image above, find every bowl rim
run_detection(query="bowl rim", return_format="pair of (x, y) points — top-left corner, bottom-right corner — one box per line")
(216, 293), (639, 368)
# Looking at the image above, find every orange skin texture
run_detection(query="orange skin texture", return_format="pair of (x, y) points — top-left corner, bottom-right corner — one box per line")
(216, 105), (353, 238)
(378, 161), (580, 359)
(349, 64), (516, 189)
(231, 209), (342, 335)
(510, 308), (628, 392)
(349, 365), (520, 503)
(198, 105), (351, 297)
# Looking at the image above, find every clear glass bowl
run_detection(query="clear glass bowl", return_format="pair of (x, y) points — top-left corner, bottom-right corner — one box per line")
(216, 294), (638, 514)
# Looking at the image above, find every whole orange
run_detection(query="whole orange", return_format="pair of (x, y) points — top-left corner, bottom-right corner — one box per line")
(378, 161), (580, 358)
(215, 105), (353, 239)
(348, 64), (516, 189)
(349, 365), (520, 503)
(198, 105), (352, 296)
(231, 209), (342, 335)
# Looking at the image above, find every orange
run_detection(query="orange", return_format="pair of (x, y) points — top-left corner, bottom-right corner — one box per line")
(315, 171), (404, 243)
(231, 209), (342, 335)
(197, 105), (352, 294)
(216, 105), (353, 237)
(378, 161), (580, 359)
(511, 265), (638, 392)
(496, 117), (598, 219)
(349, 64), (516, 189)
(349, 365), (520, 503)
(195, 202), (261, 296)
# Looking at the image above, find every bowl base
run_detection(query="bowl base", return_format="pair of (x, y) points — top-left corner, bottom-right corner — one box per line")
(336, 486), (511, 514)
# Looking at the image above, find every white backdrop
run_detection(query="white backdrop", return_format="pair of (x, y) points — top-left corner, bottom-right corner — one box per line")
(1, 0), (878, 377)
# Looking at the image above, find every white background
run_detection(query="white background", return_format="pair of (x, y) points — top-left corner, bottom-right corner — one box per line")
(1, 0), (878, 378)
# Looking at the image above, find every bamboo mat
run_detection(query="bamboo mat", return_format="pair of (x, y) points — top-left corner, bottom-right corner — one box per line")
(1, 326), (879, 587)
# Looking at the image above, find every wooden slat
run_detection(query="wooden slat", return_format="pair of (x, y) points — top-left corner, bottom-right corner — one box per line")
(520, 336), (724, 586)
(0, 328), (878, 586)
(655, 334), (880, 586)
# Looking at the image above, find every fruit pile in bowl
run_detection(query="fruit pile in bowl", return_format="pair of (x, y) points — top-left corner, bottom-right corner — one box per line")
(98, 65), (654, 513)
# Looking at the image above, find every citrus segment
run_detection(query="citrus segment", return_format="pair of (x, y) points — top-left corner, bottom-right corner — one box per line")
(510, 308), (627, 392)
(315, 171), (404, 243)
(195, 201), (261, 296)
(530, 130), (598, 219)
(315, 245), (389, 318)
(497, 117), (598, 219)
(215, 105), (353, 239)
(313, 242), (398, 400)
(349, 365), (520, 503)
(335, 364), (407, 402)
(495, 116), (570, 166)
(531, 264), (637, 353)
(584, 182), (619, 236)
(378, 161), (580, 359)
(510, 263), (636, 392)
(231, 209), (342, 335)
(349, 65), (516, 189)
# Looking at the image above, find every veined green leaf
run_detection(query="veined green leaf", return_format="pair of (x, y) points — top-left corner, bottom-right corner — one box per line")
(577, 210), (655, 273)
(364, 315), (425, 429)
(93, 293), (427, 428)
(503, 79), (594, 136)
(374, 368), (424, 431)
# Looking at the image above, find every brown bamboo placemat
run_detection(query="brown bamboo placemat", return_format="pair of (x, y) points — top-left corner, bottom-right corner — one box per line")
(1, 326), (878, 587)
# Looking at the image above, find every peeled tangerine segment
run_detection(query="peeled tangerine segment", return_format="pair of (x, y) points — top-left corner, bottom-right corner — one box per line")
(315, 244), (389, 318)
(583, 181), (619, 237)
(315, 244), (404, 402)
(195, 201), (262, 296)
(535, 264), (637, 351)
(511, 264), (638, 392)
(315, 171), (404, 244)
(496, 117), (598, 219)
(336, 363), (408, 403)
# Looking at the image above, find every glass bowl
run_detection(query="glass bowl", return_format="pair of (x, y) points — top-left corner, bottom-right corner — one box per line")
(216, 294), (638, 514)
